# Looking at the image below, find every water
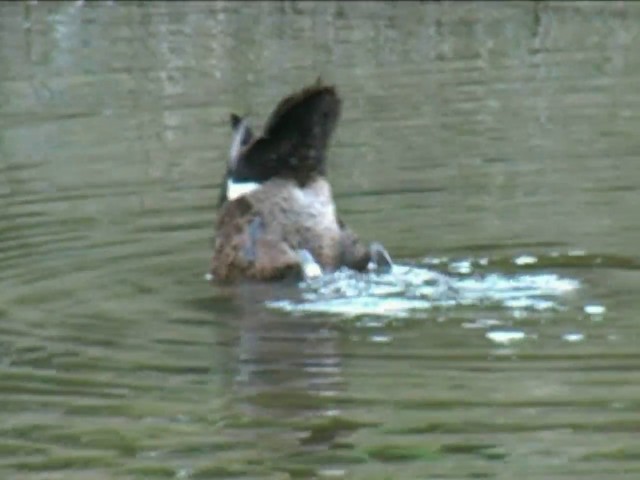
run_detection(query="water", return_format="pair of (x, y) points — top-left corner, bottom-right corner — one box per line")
(2, 1), (640, 479)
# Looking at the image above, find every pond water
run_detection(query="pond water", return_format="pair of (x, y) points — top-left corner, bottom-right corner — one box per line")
(1, 1), (640, 479)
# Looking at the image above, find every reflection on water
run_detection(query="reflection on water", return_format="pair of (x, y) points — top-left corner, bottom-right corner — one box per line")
(223, 314), (358, 477)
(2, 1), (640, 479)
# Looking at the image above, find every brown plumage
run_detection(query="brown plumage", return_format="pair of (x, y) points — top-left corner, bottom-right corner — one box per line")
(209, 81), (386, 283)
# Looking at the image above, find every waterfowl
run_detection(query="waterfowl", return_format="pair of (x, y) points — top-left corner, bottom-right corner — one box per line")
(209, 80), (392, 283)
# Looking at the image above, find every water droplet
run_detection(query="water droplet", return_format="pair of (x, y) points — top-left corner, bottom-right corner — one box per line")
(462, 318), (501, 329)
(323, 409), (341, 417)
(370, 334), (392, 344)
(513, 255), (537, 266)
(584, 304), (606, 315)
(562, 332), (585, 342)
(486, 330), (526, 344)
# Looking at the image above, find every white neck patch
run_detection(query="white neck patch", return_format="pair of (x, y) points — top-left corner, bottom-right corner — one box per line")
(226, 179), (260, 201)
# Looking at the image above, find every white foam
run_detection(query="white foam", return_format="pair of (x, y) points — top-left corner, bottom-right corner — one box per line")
(266, 263), (583, 319)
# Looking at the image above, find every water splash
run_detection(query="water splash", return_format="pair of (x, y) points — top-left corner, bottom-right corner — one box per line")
(266, 256), (583, 318)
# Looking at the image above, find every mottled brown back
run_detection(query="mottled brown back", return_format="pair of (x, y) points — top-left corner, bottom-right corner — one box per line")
(210, 177), (371, 282)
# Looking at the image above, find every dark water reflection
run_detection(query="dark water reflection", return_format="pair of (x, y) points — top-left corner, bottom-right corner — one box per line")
(2, 1), (640, 479)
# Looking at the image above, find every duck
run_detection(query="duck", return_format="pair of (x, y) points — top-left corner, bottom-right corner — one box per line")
(209, 80), (392, 283)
